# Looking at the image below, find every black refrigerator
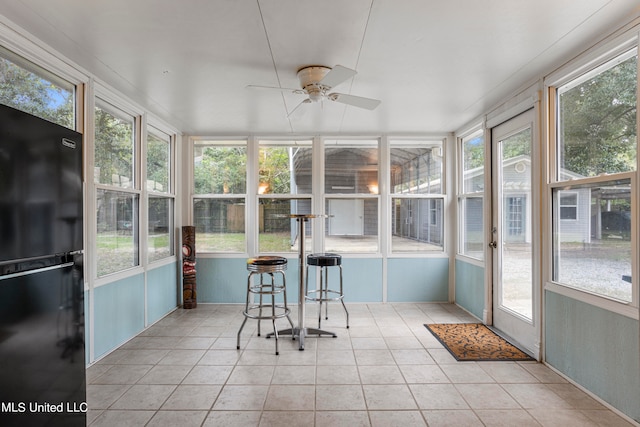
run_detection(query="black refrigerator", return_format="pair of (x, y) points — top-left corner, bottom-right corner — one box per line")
(0, 104), (85, 426)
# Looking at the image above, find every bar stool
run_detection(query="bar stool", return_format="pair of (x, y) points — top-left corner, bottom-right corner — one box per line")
(305, 253), (349, 329)
(237, 256), (294, 355)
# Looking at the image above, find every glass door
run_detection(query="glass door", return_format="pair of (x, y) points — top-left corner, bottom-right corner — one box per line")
(490, 109), (539, 358)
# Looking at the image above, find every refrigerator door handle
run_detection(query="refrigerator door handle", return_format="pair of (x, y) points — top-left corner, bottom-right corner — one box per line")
(0, 262), (74, 281)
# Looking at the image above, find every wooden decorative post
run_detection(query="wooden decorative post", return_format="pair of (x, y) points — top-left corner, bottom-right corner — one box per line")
(182, 226), (197, 309)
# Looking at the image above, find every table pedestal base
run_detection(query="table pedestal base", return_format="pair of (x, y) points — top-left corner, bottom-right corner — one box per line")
(267, 326), (336, 351)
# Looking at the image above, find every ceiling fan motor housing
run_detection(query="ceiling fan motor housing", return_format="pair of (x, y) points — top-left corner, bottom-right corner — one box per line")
(297, 66), (332, 100)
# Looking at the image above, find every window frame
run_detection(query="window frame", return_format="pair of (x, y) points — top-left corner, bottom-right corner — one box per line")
(323, 138), (381, 254)
(457, 129), (485, 261)
(0, 45), (76, 129)
(145, 125), (176, 264)
(192, 139), (248, 254)
(93, 97), (142, 279)
(545, 35), (639, 315)
(389, 139), (446, 254)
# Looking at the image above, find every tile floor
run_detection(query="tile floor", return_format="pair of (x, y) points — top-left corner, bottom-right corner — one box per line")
(86, 303), (635, 426)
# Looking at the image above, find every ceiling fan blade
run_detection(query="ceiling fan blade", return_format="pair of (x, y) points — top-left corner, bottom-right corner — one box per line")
(319, 65), (357, 88)
(328, 93), (381, 110)
(287, 98), (312, 119)
(246, 84), (304, 94)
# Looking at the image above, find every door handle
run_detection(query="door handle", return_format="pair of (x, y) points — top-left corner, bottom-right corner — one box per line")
(488, 241), (497, 249)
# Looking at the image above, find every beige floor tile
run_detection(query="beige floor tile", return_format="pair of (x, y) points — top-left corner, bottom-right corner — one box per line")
(315, 411), (370, 427)
(161, 385), (221, 410)
(351, 336), (388, 349)
(455, 383), (520, 409)
(315, 365), (361, 384)
(137, 365), (192, 385)
(271, 364), (316, 384)
(316, 349), (357, 365)
(86, 384), (131, 409)
(157, 349), (206, 365)
(400, 364), (450, 383)
(362, 384), (418, 410)
(410, 384), (469, 410)
(422, 409), (485, 427)
(203, 410), (262, 427)
(264, 385), (315, 411)
(198, 349), (242, 365)
(91, 364), (152, 384)
(212, 385), (269, 411)
(182, 365), (233, 384)
(475, 409), (542, 426)
(227, 365), (275, 385)
(391, 348), (435, 365)
(89, 409), (155, 426)
(85, 304), (629, 426)
(146, 410), (208, 427)
(528, 408), (599, 426)
(315, 384), (366, 410)
(358, 365), (405, 384)
(110, 384), (176, 410)
(369, 410), (426, 426)
(440, 363), (496, 383)
(259, 410), (315, 427)
(479, 361), (540, 383)
(354, 349), (396, 365)
(502, 383), (573, 409)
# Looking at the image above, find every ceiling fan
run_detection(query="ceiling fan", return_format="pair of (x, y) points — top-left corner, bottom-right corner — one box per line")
(247, 65), (381, 117)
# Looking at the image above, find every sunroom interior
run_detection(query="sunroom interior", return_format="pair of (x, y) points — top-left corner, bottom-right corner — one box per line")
(1, 0), (639, 424)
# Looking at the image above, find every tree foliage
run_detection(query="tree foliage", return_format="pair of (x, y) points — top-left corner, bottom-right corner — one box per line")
(94, 106), (134, 186)
(259, 147), (291, 193)
(147, 132), (170, 192)
(194, 146), (246, 194)
(560, 55), (637, 177)
(0, 57), (73, 128)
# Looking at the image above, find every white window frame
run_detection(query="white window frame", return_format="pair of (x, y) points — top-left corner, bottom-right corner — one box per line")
(456, 128), (485, 261)
(191, 138), (248, 255)
(145, 124), (176, 265)
(544, 32), (639, 317)
(93, 94), (143, 282)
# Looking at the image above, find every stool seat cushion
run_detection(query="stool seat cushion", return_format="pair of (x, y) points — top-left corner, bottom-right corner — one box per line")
(247, 256), (288, 266)
(307, 253), (342, 266)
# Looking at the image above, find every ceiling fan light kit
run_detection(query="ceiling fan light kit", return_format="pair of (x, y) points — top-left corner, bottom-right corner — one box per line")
(248, 64), (381, 117)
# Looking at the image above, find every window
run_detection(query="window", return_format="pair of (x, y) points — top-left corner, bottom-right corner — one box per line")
(94, 100), (139, 276)
(0, 46), (75, 129)
(557, 50), (637, 178)
(559, 192), (578, 220)
(258, 140), (312, 253)
(390, 140), (444, 253)
(458, 131), (484, 259)
(552, 179), (631, 302)
(325, 140), (379, 253)
(193, 140), (246, 253)
(147, 127), (174, 263)
(551, 47), (637, 304)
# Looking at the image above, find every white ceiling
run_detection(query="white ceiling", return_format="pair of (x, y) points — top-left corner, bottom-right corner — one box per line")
(2, 0), (640, 135)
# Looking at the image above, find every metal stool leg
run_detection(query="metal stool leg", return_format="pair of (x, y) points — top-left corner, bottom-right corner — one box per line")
(324, 266), (329, 321)
(317, 267), (324, 328)
(282, 271), (295, 331)
(339, 264), (349, 328)
(237, 271), (253, 349)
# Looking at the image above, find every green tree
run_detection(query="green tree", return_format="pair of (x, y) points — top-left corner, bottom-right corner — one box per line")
(259, 147), (291, 193)
(0, 57), (73, 128)
(560, 55), (637, 177)
(94, 106), (134, 185)
(147, 132), (169, 192)
(194, 146), (246, 194)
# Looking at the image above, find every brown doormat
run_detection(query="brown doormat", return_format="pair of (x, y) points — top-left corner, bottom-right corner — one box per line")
(424, 323), (535, 362)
